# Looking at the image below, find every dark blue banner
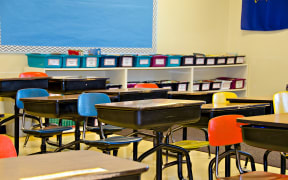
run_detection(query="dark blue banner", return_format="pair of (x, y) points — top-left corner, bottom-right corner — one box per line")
(241, 0), (288, 31)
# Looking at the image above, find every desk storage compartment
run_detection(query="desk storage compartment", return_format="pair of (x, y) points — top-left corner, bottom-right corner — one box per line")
(215, 57), (227, 65)
(235, 56), (245, 64)
(217, 77), (246, 89)
(226, 56), (236, 64)
(118, 55), (135, 67)
(99, 55), (118, 68)
(241, 125), (288, 152)
(166, 55), (182, 67)
(62, 55), (82, 68)
(106, 84), (122, 89)
(81, 55), (99, 68)
(26, 54), (63, 68)
(150, 55), (167, 67)
(134, 55), (151, 67)
(181, 56), (195, 66)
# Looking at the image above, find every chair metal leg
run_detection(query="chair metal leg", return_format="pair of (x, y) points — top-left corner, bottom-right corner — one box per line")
(281, 153), (286, 175)
(177, 153), (184, 180)
(201, 128), (211, 158)
(40, 138), (47, 153)
(23, 135), (30, 147)
(263, 150), (271, 172)
(113, 149), (118, 156)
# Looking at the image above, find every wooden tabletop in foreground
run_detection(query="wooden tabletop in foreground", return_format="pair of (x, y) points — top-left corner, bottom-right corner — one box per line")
(0, 150), (148, 180)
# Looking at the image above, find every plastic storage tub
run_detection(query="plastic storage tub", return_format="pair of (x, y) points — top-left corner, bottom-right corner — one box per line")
(203, 80), (222, 90)
(26, 54), (63, 68)
(81, 55), (99, 68)
(194, 56), (205, 65)
(62, 55), (82, 68)
(219, 80), (232, 90)
(194, 80), (210, 91)
(134, 55), (151, 67)
(166, 55), (182, 67)
(226, 56), (236, 65)
(181, 56), (195, 66)
(215, 57), (227, 65)
(217, 77), (246, 89)
(118, 55), (135, 67)
(99, 55), (118, 68)
(235, 56), (245, 64)
(205, 56), (217, 65)
(150, 55), (167, 67)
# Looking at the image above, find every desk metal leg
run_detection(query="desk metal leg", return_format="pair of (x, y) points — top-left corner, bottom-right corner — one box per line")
(225, 145), (231, 177)
(14, 103), (19, 155)
(75, 120), (81, 150)
(156, 132), (163, 180)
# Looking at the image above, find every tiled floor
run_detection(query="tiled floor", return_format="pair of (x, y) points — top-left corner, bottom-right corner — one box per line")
(11, 132), (282, 180)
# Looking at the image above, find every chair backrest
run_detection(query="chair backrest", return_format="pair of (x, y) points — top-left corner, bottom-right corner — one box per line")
(212, 92), (238, 104)
(0, 135), (17, 158)
(273, 91), (288, 114)
(78, 93), (111, 117)
(16, 88), (49, 109)
(134, 83), (159, 88)
(19, 72), (48, 78)
(208, 114), (245, 146)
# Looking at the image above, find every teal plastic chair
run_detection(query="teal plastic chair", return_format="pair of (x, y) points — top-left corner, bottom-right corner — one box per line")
(16, 88), (72, 154)
(78, 93), (142, 156)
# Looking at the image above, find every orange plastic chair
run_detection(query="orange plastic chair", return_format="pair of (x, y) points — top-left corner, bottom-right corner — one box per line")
(19, 72), (48, 78)
(0, 135), (17, 158)
(134, 83), (159, 88)
(208, 115), (255, 180)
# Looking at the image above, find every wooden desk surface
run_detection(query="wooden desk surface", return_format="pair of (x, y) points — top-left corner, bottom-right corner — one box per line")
(95, 98), (205, 111)
(0, 151), (148, 180)
(20, 94), (80, 102)
(201, 103), (270, 111)
(237, 113), (288, 128)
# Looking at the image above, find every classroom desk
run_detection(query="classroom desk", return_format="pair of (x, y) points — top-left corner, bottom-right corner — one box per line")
(0, 150), (148, 180)
(48, 76), (108, 94)
(227, 96), (273, 114)
(168, 91), (214, 103)
(85, 88), (169, 102)
(95, 99), (205, 180)
(0, 77), (50, 154)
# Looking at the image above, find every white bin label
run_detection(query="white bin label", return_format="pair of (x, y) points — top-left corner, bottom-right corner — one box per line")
(178, 84), (187, 91)
(122, 57), (133, 66)
(48, 59), (60, 66)
(217, 58), (225, 64)
(66, 58), (78, 67)
(196, 58), (205, 64)
(185, 58), (193, 64)
(213, 83), (221, 89)
(155, 58), (165, 65)
(139, 59), (149, 65)
(193, 84), (200, 91)
(235, 80), (244, 88)
(170, 59), (179, 64)
(104, 58), (115, 66)
(202, 83), (210, 90)
(227, 58), (234, 64)
(236, 57), (244, 64)
(86, 57), (97, 67)
(207, 58), (215, 65)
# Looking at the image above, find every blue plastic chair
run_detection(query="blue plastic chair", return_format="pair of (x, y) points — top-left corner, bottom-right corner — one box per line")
(78, 93), (142, 156)
(16, 88), (72, 154)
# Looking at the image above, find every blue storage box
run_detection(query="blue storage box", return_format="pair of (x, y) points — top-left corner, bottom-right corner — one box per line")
(99, 55), (118, 68)
(134, 55), (151, 67)
(62, 55), (82, 68)
(166, 55), (182, 67)
(26, 54), (63, 68)
(81, 55), (99, 68)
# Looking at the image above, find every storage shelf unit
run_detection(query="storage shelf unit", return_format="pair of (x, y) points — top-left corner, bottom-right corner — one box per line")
(24, 64), (248, 96)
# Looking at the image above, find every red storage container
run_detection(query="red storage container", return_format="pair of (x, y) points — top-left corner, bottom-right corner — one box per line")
(217, 77), (246, 89)
(150, 55), (167, 67)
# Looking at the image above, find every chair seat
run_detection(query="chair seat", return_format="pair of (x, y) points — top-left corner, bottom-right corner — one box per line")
(171, 140), (209, 151)
(218, 171), (288, 180)
(83, 136), (142, 149)
(86, 125), (124, 134)
(23, 126), (72, 137)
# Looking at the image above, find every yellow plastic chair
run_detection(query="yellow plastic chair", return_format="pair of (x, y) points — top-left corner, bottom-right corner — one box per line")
(212, 92), (238, 104)
(264, 91), (288, 174)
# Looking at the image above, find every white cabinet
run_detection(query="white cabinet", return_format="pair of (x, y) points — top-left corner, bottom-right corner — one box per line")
(24, 64), (248, 96)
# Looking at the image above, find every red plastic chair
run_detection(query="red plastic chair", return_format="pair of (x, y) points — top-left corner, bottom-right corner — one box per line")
(208, 115), (255, 180)
(0, 135), (17, 158)
(134, 83), (159, 88)
(19, 72), (48, 78)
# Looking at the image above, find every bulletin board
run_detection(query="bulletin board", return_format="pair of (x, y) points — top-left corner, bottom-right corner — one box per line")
(0, 0), (157, 54)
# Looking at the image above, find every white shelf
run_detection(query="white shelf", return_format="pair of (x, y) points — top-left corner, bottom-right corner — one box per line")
(24, 64), (248, 96)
